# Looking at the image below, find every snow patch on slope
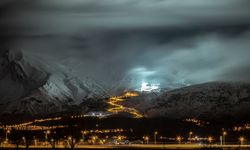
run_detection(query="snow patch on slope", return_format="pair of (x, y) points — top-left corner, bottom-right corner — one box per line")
(0, 49), (109, 116)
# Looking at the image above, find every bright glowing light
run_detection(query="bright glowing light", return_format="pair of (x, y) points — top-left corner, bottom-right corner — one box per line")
(124, 92), (139, 97)
(140, 82), (160, 92)
(107, 93), (143, 118)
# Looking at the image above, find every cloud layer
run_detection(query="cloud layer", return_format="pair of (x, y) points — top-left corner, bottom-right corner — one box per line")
(1, 0), (250, 89)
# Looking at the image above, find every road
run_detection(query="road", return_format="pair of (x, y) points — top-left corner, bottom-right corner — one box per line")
(1, 144), (250, 149)
(107, 92), (143, 118)
(74, 144), (250, 149)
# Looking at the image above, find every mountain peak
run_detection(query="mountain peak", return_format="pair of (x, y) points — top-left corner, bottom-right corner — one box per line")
(0, 49), (23, 62)
(0, 49), (109, 116)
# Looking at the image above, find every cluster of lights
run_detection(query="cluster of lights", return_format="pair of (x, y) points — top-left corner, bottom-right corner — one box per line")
(70, 115), (85, 119)
(1, 93), (249, 148)
(1, 117), (65, 131)
(0, 114), (116, 131)
(142, 136), (150, 144)
(124, 91), (139, 97)
(107, 92), (143, 118)
(184, 118), (210, 127)
(70, 113), (112, 119)
(0, 128), (248, 147)
(176, 136), (182, 143)
(233, 124), (250, 131)
(140, 82), (160, 92)
(0, 103), (138, 131)
(81, 128), (126, 134)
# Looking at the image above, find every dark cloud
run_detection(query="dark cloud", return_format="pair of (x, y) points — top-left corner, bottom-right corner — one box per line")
(1, 0), (250, 89)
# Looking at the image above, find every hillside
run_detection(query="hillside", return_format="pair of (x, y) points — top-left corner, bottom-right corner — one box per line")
(0, 49), (109, 116)
(124, 82), (250, 121)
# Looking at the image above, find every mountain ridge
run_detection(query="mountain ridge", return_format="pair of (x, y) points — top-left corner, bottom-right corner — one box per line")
(0, 49), (109, 116)
(123, 82), (250, 121)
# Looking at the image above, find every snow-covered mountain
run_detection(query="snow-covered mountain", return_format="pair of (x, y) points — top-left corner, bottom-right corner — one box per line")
(2, 49), (250, 121)
(125, 82), (250, 120)
(0, 49), (109, 116)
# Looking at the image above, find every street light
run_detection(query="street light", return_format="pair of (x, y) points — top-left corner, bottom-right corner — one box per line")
(68, 136), (72, 141)
(81, 131), (87, 144)
(34, 139), (37, 146)
(45, 130), (50, 140)
(176, 136), (181, 144)
(92, 136), (98, 144)
(208, 136), (213, 144)
(143, 136), (149, 144)
(239, 137), (245, 145)
(189, 131), (193, 143)
(154, 131), (158, 144)
(45, 130), (51, 146)
(222, 131), (227, 145)
(117, 136), (122, 141)
(22, 137), (26, 146)
(5, 129), (10, 141)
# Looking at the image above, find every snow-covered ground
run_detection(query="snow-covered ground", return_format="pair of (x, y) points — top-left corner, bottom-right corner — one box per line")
(0, 49), (108, 116)
(124, 82), (250, 120)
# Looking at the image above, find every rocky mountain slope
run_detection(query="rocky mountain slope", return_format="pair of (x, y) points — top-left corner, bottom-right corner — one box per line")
(0, 49), (109, 116)
(1, 49), (250, 121)
(125, 82), (250, 120)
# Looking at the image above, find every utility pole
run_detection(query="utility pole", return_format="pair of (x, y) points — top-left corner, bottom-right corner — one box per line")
(223, 131), (227, 145)
(189, 131), (193, 143)
(154, 131), (158, 144)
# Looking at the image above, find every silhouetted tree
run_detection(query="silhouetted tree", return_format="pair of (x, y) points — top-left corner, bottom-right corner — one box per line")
(66, 119), (82, 150)
(48, 130), (58, 150)
(21, 129), (33, 150)
(68, 136), (77, 150)
(9, 128), (22, 149)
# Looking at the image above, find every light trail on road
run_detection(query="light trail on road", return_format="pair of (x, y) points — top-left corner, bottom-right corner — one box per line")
(107, 92), (143, 118)
(1, 92), (143, 131)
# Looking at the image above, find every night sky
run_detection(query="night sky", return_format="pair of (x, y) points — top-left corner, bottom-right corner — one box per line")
(1, 0), (250, 89)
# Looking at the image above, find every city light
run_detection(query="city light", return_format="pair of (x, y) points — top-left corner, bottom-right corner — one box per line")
(239, 137), (245, 145)
(143, 136), (150, 144)
(222, 131), (227, 145)
(189, 131), (193, 143)
(0, 107), (250, 149)
(5, 129), (10, 141)
(124, 91), (139, 97)
(154, 131), (158, 144)
(184, 118), (209, 127)
(107, 92), (143, 118)
(0, 127), (249, 148)
(176, 136), (182, 144)
(208, 136), (213, 144)
(223, 131), (227, 136)
(140, 82), (160, 92)
(68, 136), (72, 140)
